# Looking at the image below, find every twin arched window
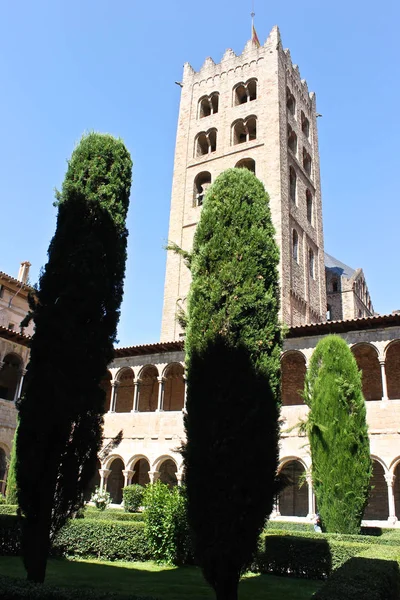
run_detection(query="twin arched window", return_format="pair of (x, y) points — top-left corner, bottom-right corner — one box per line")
(195, 129), (217, 157)
(198, 93), (219, 118)
(233, 79), (257, 105)
(232, 116), (257, 145)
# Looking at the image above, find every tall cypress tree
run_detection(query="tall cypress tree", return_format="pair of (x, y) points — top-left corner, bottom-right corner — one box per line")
(16, 133), (132, 582)
(183, 168), (282, 600)
(304, 335), (372, 534)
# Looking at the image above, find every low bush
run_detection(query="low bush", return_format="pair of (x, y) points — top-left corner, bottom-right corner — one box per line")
(266, 521), (313, 533)
(0, 574), (157, 600)
(123, 485), (144, 513)
(84, 507), (144, 522)
(0, 505), (17, 515)
(53, 519), (150, 561)
(313, 557), (400, 600)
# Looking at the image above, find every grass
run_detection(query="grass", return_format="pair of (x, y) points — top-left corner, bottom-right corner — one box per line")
(0, 557), (321, 600)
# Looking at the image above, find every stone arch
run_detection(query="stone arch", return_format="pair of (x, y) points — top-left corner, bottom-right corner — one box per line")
(129, 456), (151, 486)
(0, 352), (22, 401)
(231, 116), (257, 145)
(364, 458), (388, 520)
(278, 458), (308, 517)
(137, 365), (159, 412)
(163, 363), (185, 411)
(115, 367), (134, 413)
(385, 340), (400, 400)
(193, 171), (211, 207)
(158, 457), (178, 488)
(351, 343), (382, 401)
(198, 92), (219, 118)
(84, 458), (101, 501)
(99, 371), (112, 412)
(194, 129), (217, 157)
(281, 351), (306, 406)
(107, 457), (125, 504)
(235, 158), (256, 174)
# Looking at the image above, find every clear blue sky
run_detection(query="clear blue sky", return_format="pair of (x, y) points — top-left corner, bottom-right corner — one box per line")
(1, 1), (398, 346)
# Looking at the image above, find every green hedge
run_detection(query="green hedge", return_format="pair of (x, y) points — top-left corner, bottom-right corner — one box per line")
(53, 519), (150, 561)
(84, 508), (144, 522)
(0, 505), (18, 515)
(0, 575), (156, 600)
(313, 557), (400, 599)
(266, 521), (313, 533)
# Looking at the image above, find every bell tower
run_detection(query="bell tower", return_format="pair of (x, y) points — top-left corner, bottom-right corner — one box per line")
(161, 26), (326, 341)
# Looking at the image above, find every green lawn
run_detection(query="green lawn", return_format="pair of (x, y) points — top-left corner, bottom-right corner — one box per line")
(0, 557), (321, 600)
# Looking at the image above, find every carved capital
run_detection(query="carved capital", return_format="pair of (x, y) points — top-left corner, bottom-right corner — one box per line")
(385, 472), (395, 487)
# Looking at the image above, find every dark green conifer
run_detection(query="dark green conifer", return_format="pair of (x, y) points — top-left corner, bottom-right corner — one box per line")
(304, 335), (372, 534)
(183, 168), (282, 600)
(16, 133), (132, 582)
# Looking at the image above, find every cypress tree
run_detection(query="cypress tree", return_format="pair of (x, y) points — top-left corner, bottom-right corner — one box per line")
(16, 133), (132, 582)
(183, 168), (282, 600)
(304, 335), (372, 534)
(5, 425), (18, 505)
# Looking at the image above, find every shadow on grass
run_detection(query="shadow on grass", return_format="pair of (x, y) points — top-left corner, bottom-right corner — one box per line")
(0, 556), (321, 600)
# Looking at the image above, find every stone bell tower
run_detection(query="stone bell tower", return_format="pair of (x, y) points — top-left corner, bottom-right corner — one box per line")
(161, 26), (326, 342)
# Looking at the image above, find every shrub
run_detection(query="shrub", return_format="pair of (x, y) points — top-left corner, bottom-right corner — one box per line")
(84, 507), (144, 522)
(90, 487), (111, 511)
(123, 485), (144, 513)
(0, 505), (17, 515)
(0, 574), (156, 600)
(143, 482), (193, 565)
(313, 557), (400, 600)
(0, 495), (5, 505)
(53, 519), (150, 561)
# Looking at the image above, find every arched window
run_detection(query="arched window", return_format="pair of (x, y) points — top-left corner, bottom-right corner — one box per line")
(198, 93), (219, 118)
(351, 344), (382, 401)
(303, 148), (312, 176)
(132, 458), (151, 486)
(386, 341), (400, 399)
(137, 365), (159, 412)
(0, 353), (22, 401)
(107, 458), (124, 504)
(163, 363), (185, 411)
(193, 172), (211, 207)
(115, 368), (134, 413)
(159, 459), (178, 488)
(287, 87), (296, 116)
(235, 158), (256, 174)
(289, 166), (296, 203)
(278, 460), (308, 517)
(232, 116), (257, 145)
(233, 79), (257, 106)
(331, 278), (339, 293)
(306, 189), (313, 224)
(99, 371), (112, 412)
(364, 460), (388, 520)
(287, 125), (297, 154)
(309, 248), (315, 279)
(292, 229), (299, 262)
(301, 111), (310, 138)
(195, 129), (217, 157)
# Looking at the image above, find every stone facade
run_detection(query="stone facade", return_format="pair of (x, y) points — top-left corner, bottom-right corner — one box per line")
(161, 26), (326, 341)
(0, 263), (34, 336)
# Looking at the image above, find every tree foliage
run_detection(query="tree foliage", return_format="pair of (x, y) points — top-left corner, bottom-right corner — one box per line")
(16, 133), (132, 582)
(304, 335), (372, 534)
(5, 425), (18, 505)
(182, 168), (282, 600)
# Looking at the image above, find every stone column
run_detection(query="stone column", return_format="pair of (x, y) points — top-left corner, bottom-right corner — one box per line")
(380, 360), (389, 401)
(385, 472), (397, 525)
(156, 377), (165, 412)
(99, 468), (111, 491)
(110, 381), (119, 413)
(14, 368), (27, 403)
(122, 469), (135, 488)
(306, 474), (316, 519)
(176, 471), (184, 486)
(132, 381), (140, 412)
(148, 470), (160, 484)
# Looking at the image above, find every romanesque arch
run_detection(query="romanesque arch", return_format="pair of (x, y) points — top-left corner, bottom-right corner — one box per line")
(278, 459), (308, 517)
(0, 353), (22, 401)
(107, 457), (125, 504)
(281, 351), (306, 406)
(137, 365), (159, 412)
(115, 368), (134, 413)
(131, 457), (150, 486)
(351, 343), (382, 401)
(163, 363), (185, 411)
(385, 341), (400, 400)
(84, 458), (101, 502)
(99, 371), (112, 412)
(364, 459), (388, 520)
(159, 458), (178, 488)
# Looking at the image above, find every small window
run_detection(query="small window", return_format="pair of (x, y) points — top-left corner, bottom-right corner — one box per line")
(287, 87), (296, 116)
(247, 117), (257, 141)
(235, 158), (256, 174)
(303, 148), (312, 176)
(193, 172), (211, 207)
(195, 129), (217, 157)
(332, 278), (339, 293)
(233, 79), (257, 106)
(210, 93), (219, 114)
(301, 111), (310, 138)
(232, 117), (257, 145)
(289, 166), (297, 203)
(198, 93), (219, 118)
(326, 305), (332, 321)
(309, 249), (315, 279)
(306, 189), (313, 224)
(288, 125), (297, 154)
(292, 230), (299, 262)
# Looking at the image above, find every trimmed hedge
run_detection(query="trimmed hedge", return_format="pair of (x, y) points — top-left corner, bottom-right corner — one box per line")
(0, 575), (156, 600)
(84, 508), (144, 522)
(313, 557), (400, 600)
(53, 519), (150, 561)
(266, 521), (313, 533)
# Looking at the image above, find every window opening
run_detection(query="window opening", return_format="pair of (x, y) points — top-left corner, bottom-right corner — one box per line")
(288, 125), (297, 154)
(301, 111), (310, 138)
(195, 129), (217, 157)
(289, 166), (296, 203)
(232, 117), (257, 145)
(287, 88), (296, 116)
(247, 79), (257, 101)
(235, 158), (256, 174)
(306, 189), (313, 224)
(303, 149), (312, 176)
(292, 229), (299, 262)
(309, 248), (315, 279)
(193, 172), (212, 207)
